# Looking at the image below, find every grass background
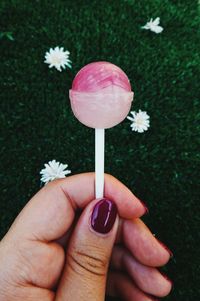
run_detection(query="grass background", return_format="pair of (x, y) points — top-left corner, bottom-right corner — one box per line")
(0, 0), (199, 300)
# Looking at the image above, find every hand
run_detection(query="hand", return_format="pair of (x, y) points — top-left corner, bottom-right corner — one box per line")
(0, 173), (172, 301)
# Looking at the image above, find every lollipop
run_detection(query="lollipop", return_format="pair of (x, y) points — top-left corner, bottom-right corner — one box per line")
(69, 61), (134, 198)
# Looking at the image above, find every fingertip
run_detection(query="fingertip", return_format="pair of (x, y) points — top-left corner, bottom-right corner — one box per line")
(155, 238), (173, 259)
(111, 246), (172, 298)
(104, 173), (147, 219)
(157, 270), (173, 297)
(153, 240), (172, 267)
(107, 271), (157, 301)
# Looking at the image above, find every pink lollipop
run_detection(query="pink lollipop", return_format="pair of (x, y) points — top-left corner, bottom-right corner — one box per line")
(70, 61), (133, 129)
(69, 61), (134, 197)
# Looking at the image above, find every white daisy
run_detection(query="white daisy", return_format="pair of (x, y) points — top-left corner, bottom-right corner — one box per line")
(127, 110), (150, 133)
(141, 17), (163, 34)
(40, 159), (71, 184)
(44, 46), (72, 72)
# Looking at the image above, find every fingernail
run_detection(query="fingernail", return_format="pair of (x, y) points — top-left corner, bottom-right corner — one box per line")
(91, 199), (117, 234)
(159, 270), (173, 286)
(138, 199), (149, 214)
(156, 238), (173, 258)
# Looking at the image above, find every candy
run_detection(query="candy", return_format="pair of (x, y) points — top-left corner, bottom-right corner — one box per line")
(69, 61), (134, 129)
(69, 61), (134, 198)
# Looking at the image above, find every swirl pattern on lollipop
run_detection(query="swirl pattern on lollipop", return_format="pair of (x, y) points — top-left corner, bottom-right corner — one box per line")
(69, 61), (134, 129)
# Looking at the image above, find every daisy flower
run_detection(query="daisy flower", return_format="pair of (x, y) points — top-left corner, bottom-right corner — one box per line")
(40, 159), (71, 184)
(44, 46), (72, 72)
(127, 110), (150, 133)
(141, 17), (163, 34)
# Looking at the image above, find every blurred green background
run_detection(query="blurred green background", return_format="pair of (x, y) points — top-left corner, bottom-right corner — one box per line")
(0, 0), (199, 300)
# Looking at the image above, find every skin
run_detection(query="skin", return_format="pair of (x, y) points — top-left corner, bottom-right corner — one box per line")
(0, 173), (172, 301)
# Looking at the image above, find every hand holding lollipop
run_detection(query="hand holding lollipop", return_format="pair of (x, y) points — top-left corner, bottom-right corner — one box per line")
(0, 61), (172, 301)
(69, 61), (134, 198)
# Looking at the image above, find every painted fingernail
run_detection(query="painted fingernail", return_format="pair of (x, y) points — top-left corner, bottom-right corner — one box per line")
(91, 199), (117, 234)
(139, 199), (149, 214)
(159, 270), (173, 286)
(156, 238), (173, 258)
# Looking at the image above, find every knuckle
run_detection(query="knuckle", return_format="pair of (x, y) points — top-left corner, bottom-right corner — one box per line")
(67, 246), (107, 277)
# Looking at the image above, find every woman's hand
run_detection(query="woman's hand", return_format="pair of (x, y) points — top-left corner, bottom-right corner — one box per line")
(0, 173), (172, 301)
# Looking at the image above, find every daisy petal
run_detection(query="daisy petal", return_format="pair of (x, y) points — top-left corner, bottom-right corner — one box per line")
(152, 17), (160, 26)
(152, 25), (163, 34)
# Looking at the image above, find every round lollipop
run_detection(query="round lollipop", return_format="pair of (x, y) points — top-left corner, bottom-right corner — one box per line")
(69, 61), (134, 198)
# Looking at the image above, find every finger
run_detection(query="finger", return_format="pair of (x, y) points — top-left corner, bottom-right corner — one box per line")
(56, 198), (119, 301)
(107, 271), (157, 301)
(63, 173), (146, 218)
(111, 246), (172, 297)
(55, 211), (81, 248)
(24, 241), (65, 289)
(4, 285), (55, 301)
(122, 218), (171, 266)
(7, 173), (146, 242)
(20, 287), (55, 301)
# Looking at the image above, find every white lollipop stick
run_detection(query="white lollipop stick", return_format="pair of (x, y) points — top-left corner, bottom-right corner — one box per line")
(95, 128), (105, 198)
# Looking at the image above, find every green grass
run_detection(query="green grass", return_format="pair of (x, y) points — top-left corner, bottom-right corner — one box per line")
(0, 0), (199, 300)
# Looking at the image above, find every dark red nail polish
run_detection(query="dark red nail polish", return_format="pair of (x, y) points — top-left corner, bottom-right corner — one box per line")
(91, 199), (117, 234)
(156, 238), (173, 258)
(139, 199), (149, 214)
(159, 270), (173, 286)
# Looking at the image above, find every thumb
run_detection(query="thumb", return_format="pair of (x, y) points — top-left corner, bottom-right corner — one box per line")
(56, 198), (119, 301)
